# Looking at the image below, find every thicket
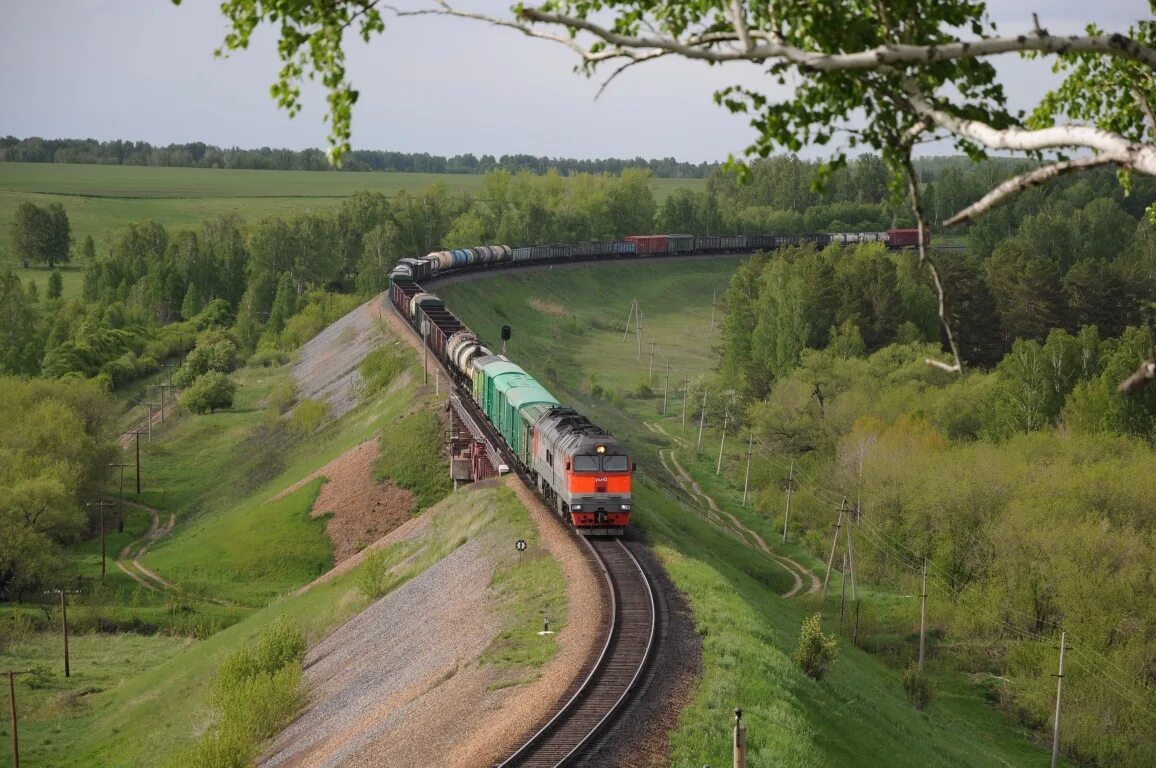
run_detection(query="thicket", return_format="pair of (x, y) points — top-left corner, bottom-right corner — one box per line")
(703, 339), (1156, 764)
(166, 619), (306, 768)
(0, 377), (116, 597)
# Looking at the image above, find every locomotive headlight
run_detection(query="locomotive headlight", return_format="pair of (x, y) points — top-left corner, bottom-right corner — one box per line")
(572, 504), (583, 511)
(595, 444), (606, 454)
(620, 504), (631, 511)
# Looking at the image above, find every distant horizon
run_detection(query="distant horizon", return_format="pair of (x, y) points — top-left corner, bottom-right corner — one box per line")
(1, 133), (1000, 170)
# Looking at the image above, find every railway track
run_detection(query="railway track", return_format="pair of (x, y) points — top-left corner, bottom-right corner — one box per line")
(497, 538), (656, 768)
(388, 298), (660, 767)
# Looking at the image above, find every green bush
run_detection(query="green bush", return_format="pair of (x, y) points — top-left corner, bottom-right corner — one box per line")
(167, 619), (306, 768)
(793, 613), (838, 680)
(288, 399), (329, 434)
(248, 346), (290, 368)
(901, 662), (934, 710)
(181, 371), (237, 414)
(266, 380), (297, 416)
(358, 545), (406, 599)
(358, 345), (407, 398)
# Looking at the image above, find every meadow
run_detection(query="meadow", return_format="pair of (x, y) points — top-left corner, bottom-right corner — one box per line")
(0, 162), (705, 263)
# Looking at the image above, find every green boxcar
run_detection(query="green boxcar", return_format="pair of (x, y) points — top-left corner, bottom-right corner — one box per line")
(492, 372), (537, 445)
(506, 387), (559, 462)
(478, 360), (525, 416)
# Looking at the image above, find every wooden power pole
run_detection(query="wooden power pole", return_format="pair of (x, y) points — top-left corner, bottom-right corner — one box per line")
(85, 501), (116, 580)
(109, 462), (130, 532)
(733, 708), (746, 768)
(919, 558), (929, 669)
(741, 430), (754, 507)
(823, 500), (846, 597)
(1052, 631), (1069, 768)
(782, 458), (795, 544)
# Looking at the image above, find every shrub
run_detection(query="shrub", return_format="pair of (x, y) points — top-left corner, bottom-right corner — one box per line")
(288, 399), (329, 434)
(248, 346), (290, 368)
(358, 345), (407, 398)
(358, 545), (406, 599)
(266, 380), (297, 416)
(794, 613), (838, 680)
(901, 662), (934, 710)
(167, 619), (306, 768)
(181, 371), (237, 414)
(376, 409), (452, 510)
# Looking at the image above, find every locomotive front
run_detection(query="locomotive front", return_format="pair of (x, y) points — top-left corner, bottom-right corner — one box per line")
(563, 434), (632, 534)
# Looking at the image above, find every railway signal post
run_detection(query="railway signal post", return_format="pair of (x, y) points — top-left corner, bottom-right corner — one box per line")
(733, 708), (746, 768)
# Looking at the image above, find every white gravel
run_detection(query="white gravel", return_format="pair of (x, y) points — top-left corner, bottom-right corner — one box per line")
(292, 294), (389, 420)
(260, 537), (499, 768)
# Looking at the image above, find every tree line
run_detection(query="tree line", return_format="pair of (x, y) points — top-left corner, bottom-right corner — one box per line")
(0, 135), (719, 178)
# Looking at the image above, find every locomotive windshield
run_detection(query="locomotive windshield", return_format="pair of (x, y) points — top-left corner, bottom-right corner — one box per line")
(572, 455), (630, 472)
(603, 455), (629, 472)
(573, 455), (599, 471)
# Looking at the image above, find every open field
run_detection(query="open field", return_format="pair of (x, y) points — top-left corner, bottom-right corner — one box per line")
(0, 162), (706, 262)
(437, 258), (1072, 767)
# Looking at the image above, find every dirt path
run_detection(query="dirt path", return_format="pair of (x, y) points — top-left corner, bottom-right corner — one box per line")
(646, 422), (820, 598)
(115, 500), (176, 593)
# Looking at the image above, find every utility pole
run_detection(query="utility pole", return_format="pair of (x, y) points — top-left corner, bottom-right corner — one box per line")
(109, 462), (129, 532)
(162, 361), (177, 387)
(845, 514), (858, 601)
(621, 298), (636, 343)
(782, 458), (795, 544)
(919, 558), (929, 669)
(7, 669), (25, 768)
(696, 387), (708, 451)
(681, 374), (689, 432)
(1051, 631), (1069, 768)
(715, 402), (730, 475)
(125, 430), (143, 494)
(141, 402), (156, 443)
(709, 289), (717, 336)
(435, 369), (440, 397)
(157, 383), (176, 422)
(839, 552), (848, 633)
(741, 430), (754, 507)
(45, 589), (77, 677)
(85, 501), (116, 580)
(823, 499), (846, 597)
(662, 364), (670, 415)
(637, 304), (644, 360)
(648, 341), (655, 386)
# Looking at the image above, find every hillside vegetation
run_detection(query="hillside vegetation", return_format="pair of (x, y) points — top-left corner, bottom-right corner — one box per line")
(434, 259), (1091, 768)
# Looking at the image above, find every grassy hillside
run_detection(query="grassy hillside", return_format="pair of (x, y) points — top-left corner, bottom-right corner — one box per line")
(0, 162), (705, 262)
(437, 258), (1073, 767)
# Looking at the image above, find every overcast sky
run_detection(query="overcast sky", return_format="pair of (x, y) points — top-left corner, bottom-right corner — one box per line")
(1, 1), (1149, 163)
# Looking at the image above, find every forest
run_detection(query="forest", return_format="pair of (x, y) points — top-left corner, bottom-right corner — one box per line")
(0, 134), (718, 178)
(3, 153), (1155, 764)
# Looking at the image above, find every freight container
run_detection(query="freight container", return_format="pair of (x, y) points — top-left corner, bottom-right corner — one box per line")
(624, 235), (669, 255)
(887, 228), (931, 248)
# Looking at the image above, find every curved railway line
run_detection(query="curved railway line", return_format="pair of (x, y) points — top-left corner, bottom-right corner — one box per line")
(497, 538), (656, 767)
(389, 291), (660, 767)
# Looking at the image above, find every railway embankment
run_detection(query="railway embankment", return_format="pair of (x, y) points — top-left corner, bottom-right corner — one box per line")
(259, 480), (602, 768)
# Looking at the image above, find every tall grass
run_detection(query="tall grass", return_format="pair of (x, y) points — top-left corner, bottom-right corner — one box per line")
(375, 409), (452, 510)
(166, 619), (307, 768)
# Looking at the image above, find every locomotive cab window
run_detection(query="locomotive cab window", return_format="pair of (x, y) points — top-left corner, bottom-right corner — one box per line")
(603, 455), (629, 472)
(573, 455), (599, 472)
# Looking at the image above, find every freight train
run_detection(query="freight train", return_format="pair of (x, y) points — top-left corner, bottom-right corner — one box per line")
(389, 228), (929, 282)
(391, 273), (633, 535)
(388, 227), (929, 534)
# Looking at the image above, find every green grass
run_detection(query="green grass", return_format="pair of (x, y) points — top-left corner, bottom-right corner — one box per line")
(437, 258), (1070, 767)
(0, 162), (706, 262)
(375, 408), (454, 510)
(4, 263), (86, 301)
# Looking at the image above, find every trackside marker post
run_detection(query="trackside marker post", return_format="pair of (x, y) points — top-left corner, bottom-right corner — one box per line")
(733, 708), (746, 768)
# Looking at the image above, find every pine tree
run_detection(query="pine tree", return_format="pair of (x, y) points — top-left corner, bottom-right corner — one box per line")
(265, 272), (298, 338)
(47, 270), (62, 300)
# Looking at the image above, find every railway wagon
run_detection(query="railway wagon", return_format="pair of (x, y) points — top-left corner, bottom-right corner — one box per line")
(624, 234), (668, 255)
(888, 228), (931, 248)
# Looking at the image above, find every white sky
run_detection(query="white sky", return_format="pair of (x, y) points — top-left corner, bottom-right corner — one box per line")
(0, 1), (1149, 163)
